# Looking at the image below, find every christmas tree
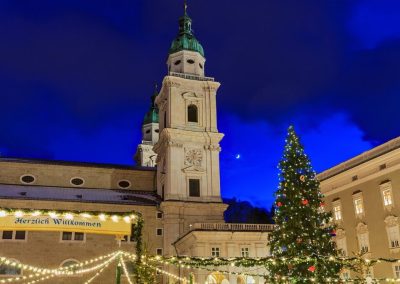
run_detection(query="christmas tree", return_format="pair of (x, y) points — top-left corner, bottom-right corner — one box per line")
(268, 126), (342, 283)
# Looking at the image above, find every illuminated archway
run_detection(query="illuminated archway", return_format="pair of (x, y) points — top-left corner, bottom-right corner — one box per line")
(238, 275), (255, 284)
(206, 272), (228, 284)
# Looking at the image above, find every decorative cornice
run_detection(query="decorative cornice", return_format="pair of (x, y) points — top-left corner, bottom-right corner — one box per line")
(384, 215), (399, 227)
(182, 92), (203, 99)
(356, 222), (368, 234)
(163, 77), (181, 88)
(205, 144), (222, 152)
(318, 136), (400, 181)
(336, 228), (346, 239)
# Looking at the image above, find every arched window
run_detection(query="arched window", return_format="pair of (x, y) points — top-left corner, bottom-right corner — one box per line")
(0, 259), (22, 276)
(187, 104), (198, 123)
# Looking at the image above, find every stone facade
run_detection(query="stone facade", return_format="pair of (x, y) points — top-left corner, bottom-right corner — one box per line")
(319, 137), (400, 280)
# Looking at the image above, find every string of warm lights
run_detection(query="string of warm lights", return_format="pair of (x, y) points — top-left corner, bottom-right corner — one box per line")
(0, 208), (139, 223)
(83, 254), (118, 284)
(142, 262), (188, 283)
(0, 251), (119, 281)
(119, 256), (134, 284)
(25, 273), (57, 284)
(0, 272), (50, 284)
(72, 252), (121, 275)
(0, 251), (122, 283)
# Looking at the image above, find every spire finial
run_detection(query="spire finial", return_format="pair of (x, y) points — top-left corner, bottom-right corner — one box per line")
(184, 0), (188, 15)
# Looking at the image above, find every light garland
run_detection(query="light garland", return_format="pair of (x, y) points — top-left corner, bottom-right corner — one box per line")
(0, 208), (139, 224)
(155, 258), (266, 278)
(83, 255), (117, 284)
(0, 251), (122, 283)
(25, 274), (57, 284)
(120, 256), (134, 284)
(142, 262), (188, 283)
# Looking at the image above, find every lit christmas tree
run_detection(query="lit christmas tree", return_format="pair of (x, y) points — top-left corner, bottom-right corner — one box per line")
(268, 126), (342, 283)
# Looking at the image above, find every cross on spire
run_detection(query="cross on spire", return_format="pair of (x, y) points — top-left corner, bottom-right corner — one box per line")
(184, 0), (188, 15)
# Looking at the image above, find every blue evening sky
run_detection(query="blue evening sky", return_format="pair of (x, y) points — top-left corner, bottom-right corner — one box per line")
(0, 0), (399, 208)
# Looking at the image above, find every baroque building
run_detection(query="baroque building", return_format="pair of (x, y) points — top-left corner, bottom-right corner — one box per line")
(319, 137), (400, 280)
(0, 5), (272, 284)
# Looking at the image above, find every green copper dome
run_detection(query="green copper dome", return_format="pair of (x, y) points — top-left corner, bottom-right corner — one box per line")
(169, 7), (205, 57)
(143, 90), (159, 124)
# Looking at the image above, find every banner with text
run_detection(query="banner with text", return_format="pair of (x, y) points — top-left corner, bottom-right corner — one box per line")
(0, 216), (132, 236)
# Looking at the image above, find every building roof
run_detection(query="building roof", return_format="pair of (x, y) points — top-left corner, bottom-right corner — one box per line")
(0, 184), (160, 206)
(0, 158), (156, 171)
(318, 136), (400, 181)
(169, 7), (204, 57)
(143, 90), (159, 125)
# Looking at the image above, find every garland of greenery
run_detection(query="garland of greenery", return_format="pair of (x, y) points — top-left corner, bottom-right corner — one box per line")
(149, 254), (398, 267)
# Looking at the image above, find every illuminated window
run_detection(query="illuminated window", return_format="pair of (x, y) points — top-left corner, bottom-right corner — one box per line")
(354, 198), (364, 215)
(332, 201), (342, 221)
(380, 181), (394, 209)
(352, 191), (364, 217)
(211, 247), (220, 257)
(383, 189), (393, 206)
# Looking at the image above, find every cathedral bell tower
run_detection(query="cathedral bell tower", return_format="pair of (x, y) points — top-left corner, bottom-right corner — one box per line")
(153, 3), (227, 256)
(134, 87), (159, 167)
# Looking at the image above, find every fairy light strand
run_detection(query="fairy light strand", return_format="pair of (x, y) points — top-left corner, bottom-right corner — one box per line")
(120, 256), (135, 284)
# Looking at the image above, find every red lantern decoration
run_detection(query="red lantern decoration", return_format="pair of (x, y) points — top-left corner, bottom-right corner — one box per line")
(320, 202), (325, 207)
(301, 199), (309, 205)
(308, 265), (316, 272)
(277, 201), (283, 207)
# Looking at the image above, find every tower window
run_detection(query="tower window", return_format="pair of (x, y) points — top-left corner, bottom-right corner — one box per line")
(187, 59), (195, 64)
(155, 129), (159, 133)
(199, 63), (203, 69)
(164, 111), (167, 128)
(146, 129), (151, 134)
(187, 104), (198, 123)
(174, 60), (181, 65)
(189, 179), (200, 197)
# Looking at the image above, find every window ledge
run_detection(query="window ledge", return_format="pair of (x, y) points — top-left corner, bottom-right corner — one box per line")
(385, 205), (395, 212)
(390, 247), (400, 254)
